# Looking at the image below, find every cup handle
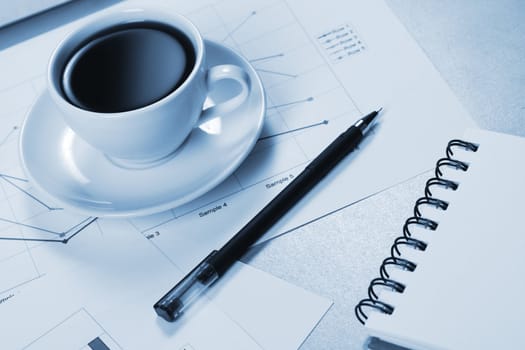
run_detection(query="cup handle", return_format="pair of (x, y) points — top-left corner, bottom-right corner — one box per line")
(199, 64), (251, 125)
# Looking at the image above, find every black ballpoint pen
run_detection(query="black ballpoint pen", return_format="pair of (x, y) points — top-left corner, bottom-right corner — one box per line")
(154, 108), (382, 322)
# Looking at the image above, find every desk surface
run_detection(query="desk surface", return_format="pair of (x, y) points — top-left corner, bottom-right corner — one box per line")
(2, 1), (524, 349)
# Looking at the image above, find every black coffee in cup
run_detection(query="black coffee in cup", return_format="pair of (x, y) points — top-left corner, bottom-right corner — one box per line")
(62, 22), (195, 113)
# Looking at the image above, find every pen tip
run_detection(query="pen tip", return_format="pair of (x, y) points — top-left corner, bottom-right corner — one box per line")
(377, 107), (383, 113)
(355, 109), (380, 133)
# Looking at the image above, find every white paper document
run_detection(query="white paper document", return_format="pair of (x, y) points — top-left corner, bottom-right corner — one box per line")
(0, 219), (331, 349)
(0, 0), (474, 348)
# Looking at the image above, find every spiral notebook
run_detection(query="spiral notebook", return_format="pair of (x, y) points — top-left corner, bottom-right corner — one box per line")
(355, 128), (525, 350)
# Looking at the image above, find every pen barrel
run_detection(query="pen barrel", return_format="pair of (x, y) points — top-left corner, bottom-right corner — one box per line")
(209, 126), (363, 275)
(154, 111), (378, 322)
(307, 126), (362, 171)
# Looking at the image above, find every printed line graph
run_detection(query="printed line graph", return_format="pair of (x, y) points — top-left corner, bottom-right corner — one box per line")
(0, 171), (97, 295)
(0, 0), (363, 293)
(128, 0), (361, 239)
(216, 7), (302, 81)
(0, 174), (96, 243)
(0, 3), (377, 336)
(0, 72), (99, 300)
(0, 0), (361, 252)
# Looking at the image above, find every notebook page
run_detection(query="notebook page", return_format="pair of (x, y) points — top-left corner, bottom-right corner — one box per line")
(365, 129), (525, 350)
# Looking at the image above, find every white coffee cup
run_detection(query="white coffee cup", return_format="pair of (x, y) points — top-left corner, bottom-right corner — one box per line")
(47, 4), (250, 167)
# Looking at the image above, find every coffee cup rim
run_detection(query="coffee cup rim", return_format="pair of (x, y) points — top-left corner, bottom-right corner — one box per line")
(47, 4), (204, 119)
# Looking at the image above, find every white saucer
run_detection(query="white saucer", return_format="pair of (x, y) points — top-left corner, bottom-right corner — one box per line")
(20, 40), (265, 217)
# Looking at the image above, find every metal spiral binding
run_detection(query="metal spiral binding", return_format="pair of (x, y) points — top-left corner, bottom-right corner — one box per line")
(355, 139), (479, 325)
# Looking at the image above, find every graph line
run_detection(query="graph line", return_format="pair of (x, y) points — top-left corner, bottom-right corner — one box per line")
(0, 216), (94, 239)
(0, 217), (70, 236)
(0, 175), (63, 211)
(222, 10), (257, 42)
(63, 217), (98, 244)
(0, 173), (27, 182)
(0, 274), (45, 296)
(256, 68), (297, 78)
(0, 126), (18, 147)
(268, 97), (314, 109)
(249, 53), (284, 63)
(0, 217), (97, 243)
(258, 120), (329, 141)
